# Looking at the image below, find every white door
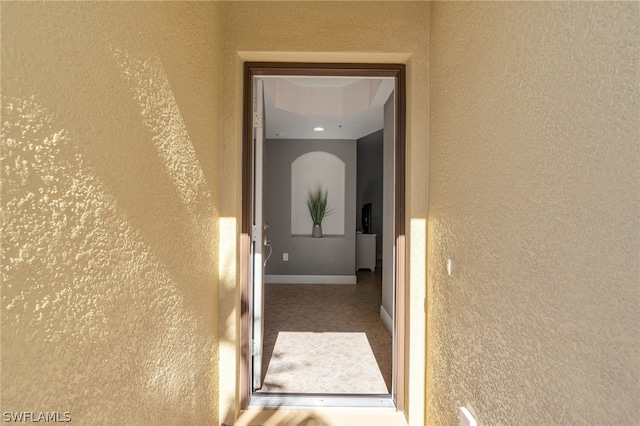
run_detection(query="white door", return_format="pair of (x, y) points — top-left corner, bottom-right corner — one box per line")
(250, 78), (267, 390)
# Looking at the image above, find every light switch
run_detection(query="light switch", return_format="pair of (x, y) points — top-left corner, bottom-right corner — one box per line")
(447, 259), (453, 276)
(283, 253), (289, 261)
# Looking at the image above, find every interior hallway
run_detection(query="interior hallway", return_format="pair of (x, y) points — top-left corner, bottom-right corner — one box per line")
(257, 270), (392, 394)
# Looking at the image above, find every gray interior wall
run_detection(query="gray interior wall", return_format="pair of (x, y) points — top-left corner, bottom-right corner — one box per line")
(356, 129), (384, 263)
(264, 138), (356, 276)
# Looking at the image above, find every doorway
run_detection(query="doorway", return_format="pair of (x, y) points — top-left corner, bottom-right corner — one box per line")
(241, 63), (406, 409)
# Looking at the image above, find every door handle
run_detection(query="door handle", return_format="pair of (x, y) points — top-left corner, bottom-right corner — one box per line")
(263, 221), (272, 266)
(264, 238), (273, 267)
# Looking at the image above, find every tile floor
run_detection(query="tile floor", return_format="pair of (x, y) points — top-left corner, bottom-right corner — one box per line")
(257, 269), (392, 394)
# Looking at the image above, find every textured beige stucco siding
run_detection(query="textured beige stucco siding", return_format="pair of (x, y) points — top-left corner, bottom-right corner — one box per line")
(1, 2), (222, 424)
(428, 2), (639, 425)
(4, 2), (637, 425)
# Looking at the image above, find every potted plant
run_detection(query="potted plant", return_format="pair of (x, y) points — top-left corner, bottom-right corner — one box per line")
(306, 186), (334, 237)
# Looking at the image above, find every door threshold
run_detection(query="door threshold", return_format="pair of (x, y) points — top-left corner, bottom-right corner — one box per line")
(237, 402), (407, 426)
(249, 393), (396, 409)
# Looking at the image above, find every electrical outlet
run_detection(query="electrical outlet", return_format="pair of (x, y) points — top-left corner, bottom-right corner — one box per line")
(283, 253), (289, 261)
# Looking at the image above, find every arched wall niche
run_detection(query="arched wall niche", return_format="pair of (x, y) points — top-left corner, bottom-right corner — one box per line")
(291, 151), (345, 236)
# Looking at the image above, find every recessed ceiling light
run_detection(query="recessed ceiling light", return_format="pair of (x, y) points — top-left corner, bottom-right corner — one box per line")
(313, 127), (325, 132)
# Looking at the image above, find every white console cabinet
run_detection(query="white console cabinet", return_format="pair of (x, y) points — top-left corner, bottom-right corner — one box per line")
(356, 233), (377, 271)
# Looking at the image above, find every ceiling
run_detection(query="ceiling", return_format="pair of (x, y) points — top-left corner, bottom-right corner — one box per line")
(261, 76), (395, 140)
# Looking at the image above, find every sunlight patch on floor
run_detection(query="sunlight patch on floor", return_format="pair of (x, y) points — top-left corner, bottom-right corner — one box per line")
(260, 331), (388, 394)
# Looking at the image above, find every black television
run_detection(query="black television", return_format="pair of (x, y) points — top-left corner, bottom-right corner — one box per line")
(362, 203), (372, 234)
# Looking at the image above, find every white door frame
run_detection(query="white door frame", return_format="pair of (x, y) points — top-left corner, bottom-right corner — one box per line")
(249, 79), (266, 391)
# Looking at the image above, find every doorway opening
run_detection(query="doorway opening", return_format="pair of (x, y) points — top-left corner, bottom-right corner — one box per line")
(241, 63), (406, 409)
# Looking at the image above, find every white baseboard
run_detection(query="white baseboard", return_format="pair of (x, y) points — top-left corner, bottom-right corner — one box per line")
(265, 275), (357, 284)
(380, 304), (393, 334)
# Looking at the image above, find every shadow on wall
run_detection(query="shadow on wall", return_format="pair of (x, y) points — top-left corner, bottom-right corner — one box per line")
(1, 2), (223, 424)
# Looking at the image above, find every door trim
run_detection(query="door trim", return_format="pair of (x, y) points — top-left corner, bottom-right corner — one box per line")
(241, 62), (406, 410)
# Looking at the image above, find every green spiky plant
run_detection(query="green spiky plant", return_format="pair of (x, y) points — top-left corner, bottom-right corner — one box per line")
(306, 186), (334, 226)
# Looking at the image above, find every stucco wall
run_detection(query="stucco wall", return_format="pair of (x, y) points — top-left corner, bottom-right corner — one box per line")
(221, 2), (430, 423)
(1, 2), (222, 424)
(428, 2), (639, 425)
